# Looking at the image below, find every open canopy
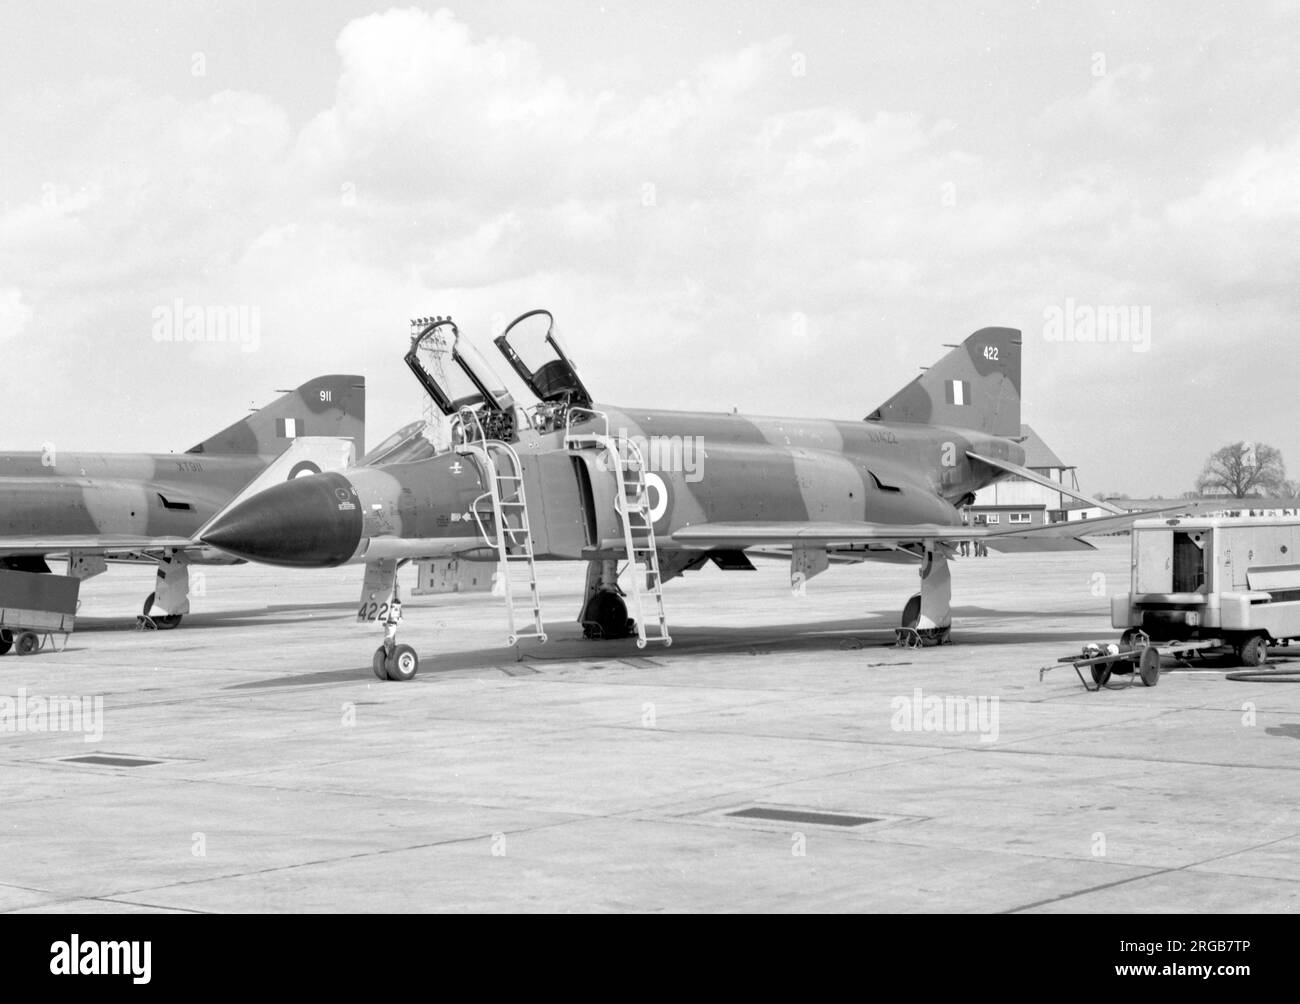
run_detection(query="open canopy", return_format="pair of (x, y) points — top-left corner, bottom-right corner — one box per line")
(493, 309), (592, 408)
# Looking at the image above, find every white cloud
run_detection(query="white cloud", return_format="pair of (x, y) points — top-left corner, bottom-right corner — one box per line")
(2, 5), (1298, 494)
(0, 287), (32, 342)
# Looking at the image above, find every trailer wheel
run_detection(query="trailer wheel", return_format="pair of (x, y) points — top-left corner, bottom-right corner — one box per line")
(15, 632), (40, 656)
(0, 629), (11, 656)
(1239, 635), (1268, 668)
(1139, 646), (1161, 687)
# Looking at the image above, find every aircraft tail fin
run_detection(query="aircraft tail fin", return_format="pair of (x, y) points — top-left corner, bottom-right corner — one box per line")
(865, 327), (1021, 437)
(187, 375), (365, 457)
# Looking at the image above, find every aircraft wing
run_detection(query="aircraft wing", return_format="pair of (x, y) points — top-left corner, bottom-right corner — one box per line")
(0, 535), (196, 558)
(671, 504), (1195, 553)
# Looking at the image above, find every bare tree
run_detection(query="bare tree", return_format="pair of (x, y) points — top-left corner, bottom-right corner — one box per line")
(1195, 442), (1288, 497)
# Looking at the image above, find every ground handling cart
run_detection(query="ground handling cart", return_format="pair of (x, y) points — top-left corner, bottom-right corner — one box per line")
(1047, 515), (1300, 690)
(0, 568), (80, 656)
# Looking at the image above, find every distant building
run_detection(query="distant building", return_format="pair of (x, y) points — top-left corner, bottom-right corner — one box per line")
(968, 424), (1081, 527)
(1085, 497), (1300, 520)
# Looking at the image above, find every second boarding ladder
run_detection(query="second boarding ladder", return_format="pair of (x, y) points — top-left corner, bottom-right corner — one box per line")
(454, 408), (546, 647)
(565, 409), (671, 649)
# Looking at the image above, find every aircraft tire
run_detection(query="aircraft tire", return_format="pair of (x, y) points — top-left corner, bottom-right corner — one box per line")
(372, 647), (389, 681)
(900, 593), (921, 629)
(592, 592), (630, 639)
(386, 644), (419, 682)
(141, 592), (183, 630)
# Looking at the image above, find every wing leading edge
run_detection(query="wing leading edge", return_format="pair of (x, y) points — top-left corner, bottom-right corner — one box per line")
(670, 504), (1194, 554)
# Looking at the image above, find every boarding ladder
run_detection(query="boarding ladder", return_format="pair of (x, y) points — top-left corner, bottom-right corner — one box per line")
(454, 408), (546, 647)
(564, 408), (671, 648)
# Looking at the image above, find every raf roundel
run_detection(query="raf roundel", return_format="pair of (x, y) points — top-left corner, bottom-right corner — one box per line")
(644, 472), (670, 525)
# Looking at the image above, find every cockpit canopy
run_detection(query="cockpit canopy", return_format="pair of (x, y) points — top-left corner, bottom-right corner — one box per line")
(358, 420), (437, 467)
(405, 318), (514, 416)
(402, 311), (595, 445)
(494, 309), (592, 409)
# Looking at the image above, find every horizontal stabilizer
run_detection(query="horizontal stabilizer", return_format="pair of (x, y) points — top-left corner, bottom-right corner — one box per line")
(966, 451), (1123, 514)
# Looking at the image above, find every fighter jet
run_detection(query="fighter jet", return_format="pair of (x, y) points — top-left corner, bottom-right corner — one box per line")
(0, 374), (364, 631)
(199, 312), (1153, 681)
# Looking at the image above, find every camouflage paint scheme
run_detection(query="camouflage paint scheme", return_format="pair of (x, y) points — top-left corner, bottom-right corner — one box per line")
(199, 327), (1119, 569)
(0, 375), (364, 622)
(201, 321), (1161, 674)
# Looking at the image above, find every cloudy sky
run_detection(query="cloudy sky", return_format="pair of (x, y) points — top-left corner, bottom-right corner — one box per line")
(2, 1), (1297, 495)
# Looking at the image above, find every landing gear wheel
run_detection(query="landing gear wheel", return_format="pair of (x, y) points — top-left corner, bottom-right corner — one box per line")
(901, 593), (922, 630)
(0, 629), (11, 655)
(386, 644), (419, 682)
(1238, 635), (1268, 668)
(589, 591), (633, 640)
(1091, 663), (1113, 687)
(15, 632), (40, 656)
(140, 592), (183, 630)
(1138, 646), (1161, 687)
(372, 647), (389, 681)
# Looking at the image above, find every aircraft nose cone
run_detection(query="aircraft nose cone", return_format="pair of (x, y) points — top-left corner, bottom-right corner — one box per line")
(201, 472), (362, 568)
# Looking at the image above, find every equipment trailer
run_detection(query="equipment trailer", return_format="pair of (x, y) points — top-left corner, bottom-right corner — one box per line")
(1048, 516), (1300, 689)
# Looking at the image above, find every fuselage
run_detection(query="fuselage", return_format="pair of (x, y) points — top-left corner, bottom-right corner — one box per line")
(199, 405), (1026, 568)
(0, 451), (273, 552)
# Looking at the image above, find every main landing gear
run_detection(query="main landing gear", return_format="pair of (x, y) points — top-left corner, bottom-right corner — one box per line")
(137, 552), (190, 629)
(578, 560), (637, 640)
(895, 545), (952, 648)
(138, 592), (183, 630)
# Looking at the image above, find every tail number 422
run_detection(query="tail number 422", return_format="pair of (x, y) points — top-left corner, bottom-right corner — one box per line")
(983, 345), (999, 361)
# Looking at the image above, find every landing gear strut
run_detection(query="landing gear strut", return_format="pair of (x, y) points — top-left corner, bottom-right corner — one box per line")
(364, 560), (420, 681)
(896, 545), (952, 647)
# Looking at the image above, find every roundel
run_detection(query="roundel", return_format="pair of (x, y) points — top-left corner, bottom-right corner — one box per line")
(644, 472), (670, 525)
(288, 460), (322, 479)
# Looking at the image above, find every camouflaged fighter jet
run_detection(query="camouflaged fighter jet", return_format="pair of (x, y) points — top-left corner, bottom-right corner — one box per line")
(199, 311), (1153, 682)
(0, 374), (364, 631)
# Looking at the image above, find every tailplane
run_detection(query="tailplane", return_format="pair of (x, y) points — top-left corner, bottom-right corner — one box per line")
(866, 327), (1021, 437)
(188, 375), (365, 457)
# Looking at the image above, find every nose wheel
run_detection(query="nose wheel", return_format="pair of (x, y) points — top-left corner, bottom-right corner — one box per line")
(373, 642), (420, 681)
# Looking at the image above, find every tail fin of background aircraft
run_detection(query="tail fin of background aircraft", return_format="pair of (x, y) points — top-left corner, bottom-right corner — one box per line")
(865, 327), (1021, 437)
(187, 375), (365, 457)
